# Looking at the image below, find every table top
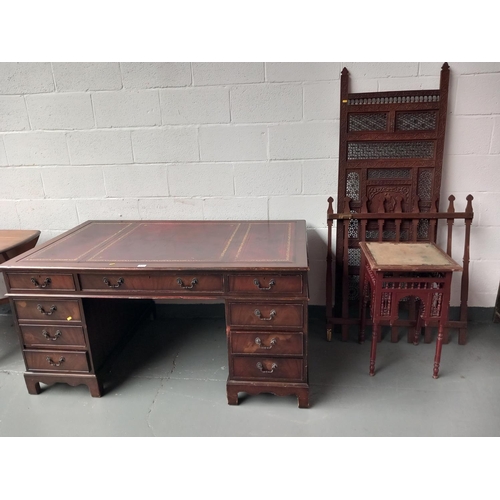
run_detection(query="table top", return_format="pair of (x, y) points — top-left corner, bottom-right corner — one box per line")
(0, 230), (41, 255)
(359, 242), (462, 272)
(0, 220), (308, 271)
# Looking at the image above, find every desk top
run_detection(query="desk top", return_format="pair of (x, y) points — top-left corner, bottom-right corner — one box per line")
(0, 220), (308, 271)
(359, 242), (462, 272)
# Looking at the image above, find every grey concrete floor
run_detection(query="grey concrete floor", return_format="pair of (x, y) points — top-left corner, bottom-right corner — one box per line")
(0, 305), (499, 437)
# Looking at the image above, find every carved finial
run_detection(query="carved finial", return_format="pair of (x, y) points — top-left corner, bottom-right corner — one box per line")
(447, 195), (456, 213)
(466, 194), (474, 214)
(327, 196), (334, 215)
(442, 62), (450, 71)
(343, 197), (351, 214)
(341, 67), (349, 77)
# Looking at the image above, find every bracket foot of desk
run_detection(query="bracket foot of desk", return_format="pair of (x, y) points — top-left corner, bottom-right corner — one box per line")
(24, 373), (103, 397)
(227, 381), (309, 408)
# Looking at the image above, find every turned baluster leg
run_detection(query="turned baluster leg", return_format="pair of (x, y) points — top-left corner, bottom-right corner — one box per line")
(370, 322), (379, 376)
(433, 322), (445, 379)
(359, 286), (368, 344)
(413, 300), (423, 346)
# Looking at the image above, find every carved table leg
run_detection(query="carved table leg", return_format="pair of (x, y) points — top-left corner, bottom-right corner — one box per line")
(370, 322), (379, 376)
(433, 322), (445, 379)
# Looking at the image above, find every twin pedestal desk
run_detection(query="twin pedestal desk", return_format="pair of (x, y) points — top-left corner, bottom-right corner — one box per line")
(0, 220), (310, 408)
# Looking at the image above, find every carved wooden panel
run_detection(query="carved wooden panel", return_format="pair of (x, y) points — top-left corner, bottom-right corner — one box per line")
(334, 63), (450, 315)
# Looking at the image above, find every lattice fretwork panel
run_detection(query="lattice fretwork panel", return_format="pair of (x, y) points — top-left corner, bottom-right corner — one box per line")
(348, 113), (387, 132)
(347, 141), (434, 160)
(396, 111), (437, 131)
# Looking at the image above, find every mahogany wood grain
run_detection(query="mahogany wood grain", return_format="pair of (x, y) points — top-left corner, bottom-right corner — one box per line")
(20, 324), (86, 349)
(24, 350), (89, 372)
(230, 331), (303, 356)
(227, 302), (304, 328)
(7, 273), (76, 291)
(228, 274), (303, 294)
(13, 298), (82, 322)
(79, 273), (223, 293)
(231, 357), (303, 381)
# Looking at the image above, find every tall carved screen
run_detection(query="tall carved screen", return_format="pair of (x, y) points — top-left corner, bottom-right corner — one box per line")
(334, 63), (450, 329)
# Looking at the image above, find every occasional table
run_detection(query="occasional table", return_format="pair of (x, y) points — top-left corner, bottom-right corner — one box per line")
(0, 230), (40, 305)
(359, 242), (462, 379)
(0, 220), (310, 407)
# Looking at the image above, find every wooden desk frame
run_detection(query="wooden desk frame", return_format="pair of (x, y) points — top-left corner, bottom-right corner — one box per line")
(1, 220), (310, 408)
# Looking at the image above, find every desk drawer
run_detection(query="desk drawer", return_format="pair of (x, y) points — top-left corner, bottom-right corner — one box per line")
(231, 357), (303, 381)
(227, 302), (304, 328)
(7, 273), (76, 292)
(24, 350), (90, 372)
(230, 331), (303, 355)
(20, 325), (86, 349)
(13, 299), (81, 322)
(228, 274), (303, 295)
(78, 273), (223, 293)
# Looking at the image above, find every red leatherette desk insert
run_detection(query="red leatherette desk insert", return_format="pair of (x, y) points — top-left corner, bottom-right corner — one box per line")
(1, 220), (310, 408)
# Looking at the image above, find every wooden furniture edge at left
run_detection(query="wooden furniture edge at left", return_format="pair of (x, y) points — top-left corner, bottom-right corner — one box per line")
(0, 230), (41, 305)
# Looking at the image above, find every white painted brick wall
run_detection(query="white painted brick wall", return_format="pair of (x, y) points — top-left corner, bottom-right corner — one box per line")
(168, 163), (234, 197)
(199, 125), (267, 161)
(121, 63), (191, 88)
(93, 90), (161, 128)
(0, 138), (8, 166)
(269, 122), (338, 159)
(0, 63), (54, 94)
(0, 167), (44, 199)
(104, 165), (169, 198)
(234, 162), (302, 196)
(68, 130), (133, 164)
(52, 63), (122, 91)
(160, 87), (230, 124)
(230, 84), (302, 123)
(131, 128), (199, 163)
(0, 96), (30, 131)
(0, 62), (499, 308)
(26, 93), (95, 130)
(192, 63), (264, 85)
(4, 132), (69, 165)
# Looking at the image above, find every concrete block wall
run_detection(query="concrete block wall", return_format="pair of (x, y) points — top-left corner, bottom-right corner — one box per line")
(0, 62), (499, 307)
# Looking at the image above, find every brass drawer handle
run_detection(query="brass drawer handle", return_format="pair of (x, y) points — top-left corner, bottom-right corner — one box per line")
(255, 337), (277, 349)
(254, 309), (276, 321)
(46, 356), (65, 367)
(177, 278), (198, 289)
(253, 278), (276, 290)
(103, 277), (124, 288)
(42, 329), (62, 341)
(37, 304), (57, 316)
(256, 362), (278, 374)
(31, 277), (51, 289)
